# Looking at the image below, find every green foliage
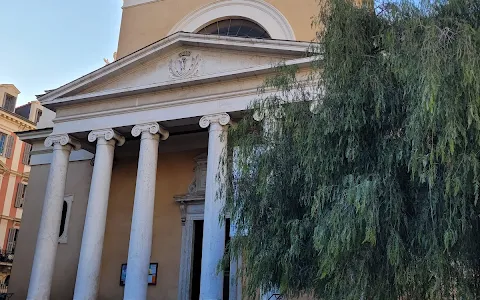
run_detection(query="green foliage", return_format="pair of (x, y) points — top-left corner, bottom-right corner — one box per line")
(223, 0), (480, 299)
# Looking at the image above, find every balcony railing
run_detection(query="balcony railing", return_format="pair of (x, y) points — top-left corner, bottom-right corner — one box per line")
(0, 250), (14, 265)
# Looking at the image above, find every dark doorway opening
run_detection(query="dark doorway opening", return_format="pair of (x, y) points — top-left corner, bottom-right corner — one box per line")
(191, 220), (204, 300)
(59, 201), (68, 237)
(223, 218), (231, 300)
(190, 219), (231, 299)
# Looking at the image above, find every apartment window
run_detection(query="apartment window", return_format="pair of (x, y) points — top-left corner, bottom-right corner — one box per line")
(58, 195), (74, 244)
(6, 228), (19, 254)
(34, 109), (42, 124)
(3, 94), (16, 112)
(14, 183), (27, 208)
(0, 134), (6, 155)
(22, 143), (32, 165)
(59, 202), (68, 235)
(0, 134), (14, 158)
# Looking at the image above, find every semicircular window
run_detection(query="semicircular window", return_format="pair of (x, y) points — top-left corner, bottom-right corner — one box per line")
(197, 19), (271, 39)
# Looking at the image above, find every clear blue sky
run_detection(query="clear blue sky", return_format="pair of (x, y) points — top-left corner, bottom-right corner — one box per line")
(0, 1), (122, 105)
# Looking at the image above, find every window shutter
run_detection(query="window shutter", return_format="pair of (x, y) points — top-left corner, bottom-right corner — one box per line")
(6, 228), (16, 253)
(4, 136), (14, 158)
(22, 144), (32, 165)
(14, 183), (26, 208)
(34, 109), (43, 124)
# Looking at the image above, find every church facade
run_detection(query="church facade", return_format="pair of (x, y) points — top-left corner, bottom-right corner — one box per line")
(9, 1), (318, 299)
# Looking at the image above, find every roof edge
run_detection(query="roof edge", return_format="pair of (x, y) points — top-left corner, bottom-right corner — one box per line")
(38, 32), (315, 104)
(16, 128), (53, 143)
(0, 84), (21, 95)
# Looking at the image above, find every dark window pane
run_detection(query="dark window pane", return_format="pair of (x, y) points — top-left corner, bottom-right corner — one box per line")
(191, 220), (204, 300)
(197, 18), (271, 39)
(59, 201), (68, 237)
(3, 94), (16, 112)
(0, 134), (6, 155)
(223, 219), (231, 299)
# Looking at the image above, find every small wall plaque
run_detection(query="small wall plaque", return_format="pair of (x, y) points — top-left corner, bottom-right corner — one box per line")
(120, 262), (158, 286)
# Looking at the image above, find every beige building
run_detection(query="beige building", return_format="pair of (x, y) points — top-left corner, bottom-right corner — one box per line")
(10, 0), (318, 299)
(0, 84), (53, 290)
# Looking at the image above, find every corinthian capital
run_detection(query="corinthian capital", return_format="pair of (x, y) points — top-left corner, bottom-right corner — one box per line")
(131, 122), (169, 140)
(88, 129), (125, 146)
(44, 134), (81, 150)
(199, 113), (231, 128)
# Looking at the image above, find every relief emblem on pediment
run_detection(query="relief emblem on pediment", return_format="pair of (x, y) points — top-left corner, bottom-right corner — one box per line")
(168, 50), (201, 79)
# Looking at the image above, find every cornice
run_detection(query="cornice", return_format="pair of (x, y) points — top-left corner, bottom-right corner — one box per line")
(43, 56), (315, 110)
(53, 87), (261, 124)
(0, 215), (21, 223)
(0, 161), (29, 179)
(16, 128), (53, 143)
(0, 109), (36, 131)
(0, 84), (20, 94)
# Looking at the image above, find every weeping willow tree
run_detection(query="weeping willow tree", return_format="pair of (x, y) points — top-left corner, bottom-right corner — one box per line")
(223, 0), (480, 299)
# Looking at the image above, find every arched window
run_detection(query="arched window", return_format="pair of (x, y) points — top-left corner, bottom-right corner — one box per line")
(168, 0), (295, 40)
(58, 195), (74, 244)
(59, 201), (68, 237)
(197, 18), (271, 39)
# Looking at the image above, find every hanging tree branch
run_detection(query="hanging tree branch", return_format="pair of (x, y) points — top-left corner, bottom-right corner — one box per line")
(222, 0), (480, 299)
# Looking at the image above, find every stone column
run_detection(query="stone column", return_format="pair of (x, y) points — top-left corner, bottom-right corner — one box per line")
(124, 123), (169, 300)
(254, 111), (281, 300)
(199, 113), (230, 300)
(73, 129), (125, 300)
(229, 146), (243, 300)
(27, 134), (80, 300)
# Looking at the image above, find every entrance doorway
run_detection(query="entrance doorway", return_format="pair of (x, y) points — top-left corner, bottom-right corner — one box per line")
(190, 219), (231, 300)
(223, 218), (231, 300)
(191, 220), (203, 300)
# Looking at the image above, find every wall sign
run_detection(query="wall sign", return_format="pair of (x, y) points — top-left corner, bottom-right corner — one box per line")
(120, 263), (158, 286)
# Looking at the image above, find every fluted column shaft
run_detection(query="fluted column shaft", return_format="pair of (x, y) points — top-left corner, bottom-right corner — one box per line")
(124, 123), (168, 300)
(199, 113), (230, 300)
(27, 134), (80, 300)
(74, 129), (124, 300)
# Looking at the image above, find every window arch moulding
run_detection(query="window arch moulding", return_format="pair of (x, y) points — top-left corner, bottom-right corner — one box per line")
(168, 0), (296, 41)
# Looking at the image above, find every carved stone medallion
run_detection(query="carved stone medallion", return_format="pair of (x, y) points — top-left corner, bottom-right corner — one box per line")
(168, 51), (201, 79)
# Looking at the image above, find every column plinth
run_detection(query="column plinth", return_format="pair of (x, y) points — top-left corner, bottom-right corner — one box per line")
(73, 129), (124, 300)
(27, 134), (80, 300)
(199, 113), (230, 300)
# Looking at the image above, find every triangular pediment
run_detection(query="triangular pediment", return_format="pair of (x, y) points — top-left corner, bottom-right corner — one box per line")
(38, 32), (313, 109)
(81, 46), (301, 95)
